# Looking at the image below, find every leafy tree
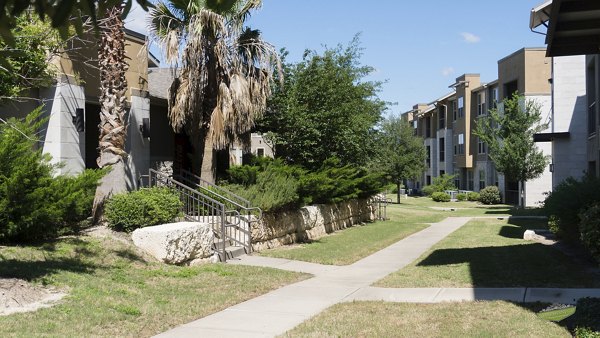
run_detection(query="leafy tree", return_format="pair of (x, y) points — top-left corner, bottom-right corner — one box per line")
(0, 1), (150, 45)
(474, 93), (549, 207)
(0, 14), (64, 100)
(258, 36), (387, 171)
(376, 116), (426, 203)
(149, 0), (280, 182)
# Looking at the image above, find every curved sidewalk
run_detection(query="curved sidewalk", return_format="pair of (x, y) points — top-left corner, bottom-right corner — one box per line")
(156, 216), (600, 337)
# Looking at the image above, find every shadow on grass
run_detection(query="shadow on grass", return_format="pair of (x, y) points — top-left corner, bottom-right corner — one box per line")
(416, 243), (599, 288)
(0, 256), (98, 281)
(498, 218), (549, 239)
(483, 206), (547, 217)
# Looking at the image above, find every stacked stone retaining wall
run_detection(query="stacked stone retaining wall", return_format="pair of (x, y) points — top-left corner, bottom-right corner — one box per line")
(251, 199), (376, 251)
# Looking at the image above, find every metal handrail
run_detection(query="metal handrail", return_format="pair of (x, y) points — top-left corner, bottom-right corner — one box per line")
(177, 169), (263, 221)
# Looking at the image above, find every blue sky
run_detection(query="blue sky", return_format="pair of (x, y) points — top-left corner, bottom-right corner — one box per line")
(126, 0), (548, 116)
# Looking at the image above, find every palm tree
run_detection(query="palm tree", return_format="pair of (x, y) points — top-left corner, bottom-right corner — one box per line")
(92, 3), (130, 221)
(149, 0), (280, 182)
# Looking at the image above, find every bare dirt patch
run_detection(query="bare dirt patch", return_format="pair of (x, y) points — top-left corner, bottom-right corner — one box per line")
(0, 278), (66, 315)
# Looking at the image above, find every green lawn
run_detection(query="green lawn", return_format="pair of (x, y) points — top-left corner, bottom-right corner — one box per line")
(0, 236), (306, 337)
(283, 301), (570, 337)
(376, 217), (600, 288)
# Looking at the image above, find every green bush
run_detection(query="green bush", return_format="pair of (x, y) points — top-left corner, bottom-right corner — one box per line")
(479, 186), (501, 205)
(226, 165), (259, 186)
(105, 187), (183, 232)
(467, 192), (480, 201)
(579, 204), (600, 263)
(456, 193), (467, 201)
(431, 192), (450, 202)
(543, 176), (600, 242)
(225, 163), (301, 212)
(572, 298), (600, 335)
(575, 327), (600, 338)
(0, 108), (104, 242)
(422, 185), (435, 196)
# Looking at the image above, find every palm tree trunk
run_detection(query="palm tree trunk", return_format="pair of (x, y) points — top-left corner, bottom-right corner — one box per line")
(92, 4), (129, 223)
(200, 136), (216, 183)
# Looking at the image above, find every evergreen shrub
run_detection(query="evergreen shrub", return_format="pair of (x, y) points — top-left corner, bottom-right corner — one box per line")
(0, 108), (104, 242)
(479, 186), (501, 205)
(105, 187), (182, 232)
(456, 193), (467, 201)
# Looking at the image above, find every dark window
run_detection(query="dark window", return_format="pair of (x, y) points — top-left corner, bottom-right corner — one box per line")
(439, 105), (446, 129)
(504, 80), (518, 99)
(426, 175), (431, 185)
(426, 146), (431, 168)
(257, 148), (265, 157)
(425, 116), (431, 138)
(439, 137), (445, 161)
(440, 170), (445, 176)
(589, 101), (597, 136)
(589, 161), (597, 178)
(452, 101), (457, 121)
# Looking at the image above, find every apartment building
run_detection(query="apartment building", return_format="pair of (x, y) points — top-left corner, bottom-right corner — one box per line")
(404, 48), (554, 206)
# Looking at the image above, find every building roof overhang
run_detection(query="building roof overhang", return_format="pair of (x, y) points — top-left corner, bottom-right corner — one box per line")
(533, 132), (570, 142)
(532, 0), (600, 56)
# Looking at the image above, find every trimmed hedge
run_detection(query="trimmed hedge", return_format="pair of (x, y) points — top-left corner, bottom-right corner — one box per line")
(479, 186), (501, 205)
(105, 187), (182, 232)
(456, 193), (467, 201)
(431, 192), (450, 202)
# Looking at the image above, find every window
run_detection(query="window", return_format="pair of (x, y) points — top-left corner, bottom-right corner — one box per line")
(456, 133), (464, 155)
(257, 148), (265, 157)
(440, 170), (445, 176)
(477, 93), (485, 116)
(426, 146), (431, 168)
(452, 100), (457, 121)
(489, 87), (498, 109)
(438, 105), (446, 129)
(478, 138), (486, 154)
(589, 161), (597, 178)
(504, 81), (518, 99)
(426, 175), (431, 185)
(467, 170), (474, 191)
(413, 120), (418, 136)
(425, 116), (431, 138)
(479, 170), (486, 190)
(454, 170), (461, 189)
(458, 97), (464, 118)
(439, 137), (445, 161)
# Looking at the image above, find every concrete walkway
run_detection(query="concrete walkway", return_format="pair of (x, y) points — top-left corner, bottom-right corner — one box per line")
(156, 216), (600, 337)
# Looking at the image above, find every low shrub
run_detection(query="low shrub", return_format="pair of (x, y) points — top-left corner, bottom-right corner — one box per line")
(543, 176), (600, 242)
(467, 192), (480, 201)
(105, 187), (182, 232)
(579, 204), (600, 263)
(479, 186), (501, 205)
(456, 193), (467, 201)
(431, 192), (450, 202)
(226, 165), (259, 186)
(421, 185), (435, 196)
(575, 327), (600, 338)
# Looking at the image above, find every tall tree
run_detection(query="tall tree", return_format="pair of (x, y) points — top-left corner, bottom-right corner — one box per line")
(376, 116), (426, 203)
(91, 3), (131, 221)
(474, 93), (550, 207)
(149, 0), (280, 182)
(258, 37), (386, 170)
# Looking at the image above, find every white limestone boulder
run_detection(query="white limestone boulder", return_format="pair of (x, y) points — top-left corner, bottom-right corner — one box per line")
(131, 222), (214, 264)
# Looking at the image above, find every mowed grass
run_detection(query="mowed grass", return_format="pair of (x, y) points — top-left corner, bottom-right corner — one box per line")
(0, 236), (306, 337)
(283, 301), (570, 338)
(258, 204), (431, 265)
(376, 217), (600, 288)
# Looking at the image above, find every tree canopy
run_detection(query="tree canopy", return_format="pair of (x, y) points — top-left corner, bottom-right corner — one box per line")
(376, 115), (426, 202)
(258, 36), (387, 171)
(474, 93), (550, 206)
(0, 14), (63, 101)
